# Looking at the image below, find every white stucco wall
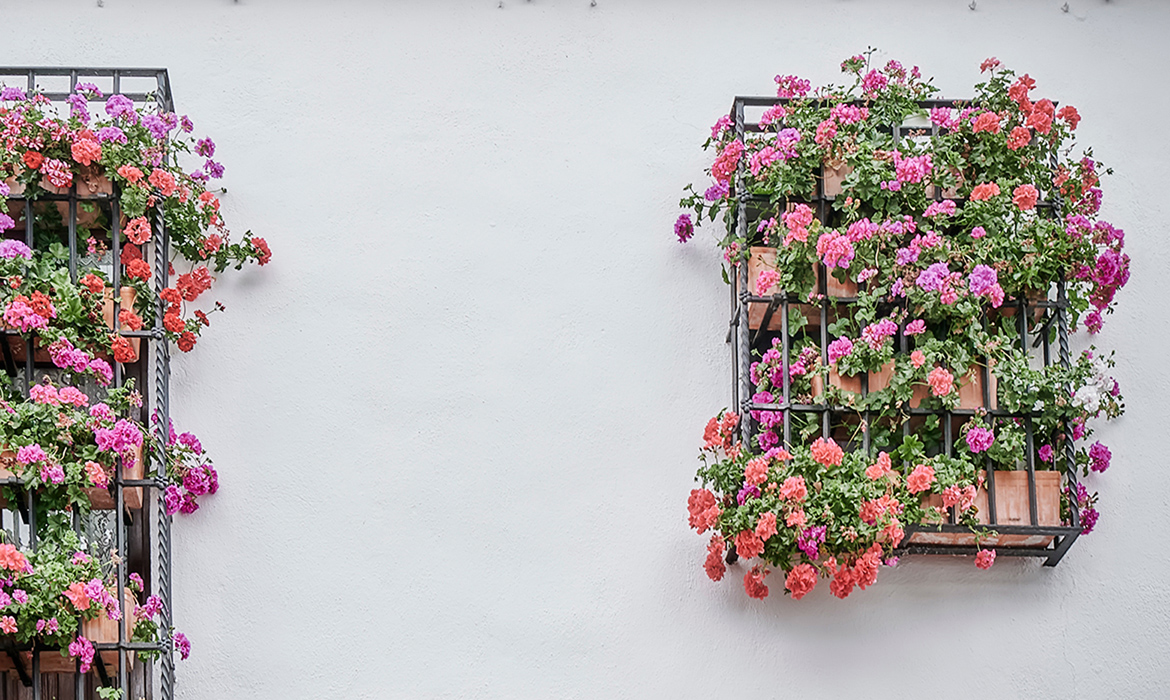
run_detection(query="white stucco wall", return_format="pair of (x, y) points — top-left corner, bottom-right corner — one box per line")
(8, 0), (1169, 696)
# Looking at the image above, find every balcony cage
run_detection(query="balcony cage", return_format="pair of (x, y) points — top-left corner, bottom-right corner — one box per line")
(725, 96), (1083, 569)
(0, 68), (175, 700)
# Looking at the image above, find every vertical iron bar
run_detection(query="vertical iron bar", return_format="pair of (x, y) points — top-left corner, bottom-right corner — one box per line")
(1057, 279), (1080, 530)
(116, 449), (128, 697)
(1025, 414), (1038, 526)
(22, 195), (31, 397)
(729, 278), (737, 411)
(982, 356), (997, 525)
(68, 195), (77, 282)
(819, 265), (828, 439)
(734, 100), (750, 445)
(781, 297), (791, 447)
(155, 183), (175, 700)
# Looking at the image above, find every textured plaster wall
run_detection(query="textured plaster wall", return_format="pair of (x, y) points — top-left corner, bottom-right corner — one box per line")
(6, 0), (1169, 697)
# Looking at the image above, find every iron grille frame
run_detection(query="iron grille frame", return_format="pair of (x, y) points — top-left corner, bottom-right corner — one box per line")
(0, 67), (176, 700)
(725, 95), (1082, 569)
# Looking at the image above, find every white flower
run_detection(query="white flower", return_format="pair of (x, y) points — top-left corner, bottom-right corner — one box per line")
(1073, 384), (1101, 413)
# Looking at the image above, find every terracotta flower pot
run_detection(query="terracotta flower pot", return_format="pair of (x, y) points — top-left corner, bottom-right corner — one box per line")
(1, 334), (52, 365)
(27, 587), (136, 674)
(84, 442), (144, 511)
(811, 360), (894, 397)
(910, 470), (1062, 547)
(39, 165), (112, 199)
(921, 166), (964, 199)
(910, 364), (997, 410)
(822, 160), (853, 198)
(814, 264), (858, 298)
(73, 166), (113, 199)
(101, 286), (141, 363)
(744, 247), (829, 331)
(995, 288), (1047, 324)
(54, 200), (104, 229)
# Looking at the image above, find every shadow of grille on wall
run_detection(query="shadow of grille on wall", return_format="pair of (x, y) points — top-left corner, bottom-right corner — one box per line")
(725, 95), (1083, 569)
(0, 67), (176, 700)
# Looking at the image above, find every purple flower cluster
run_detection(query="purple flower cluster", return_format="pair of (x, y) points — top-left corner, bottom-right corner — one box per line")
(775, 128), (801, 159)
(142, 113), (169, 141)
(0, 87), (26, 101)
(1089, 441), (1111, 472)
(95, 125), (127, 143)
(15, 444), (45, 465)
(183, 464), (219, 497)
(1069, 483), (1099, 534)
(774, 75), (811, 98)
(674, 214), (694, 243)
(704, 181), (729, 202)
(39, 463), (65, 485)
(36, 618), (60, 634)
(922, 199), (956, 218)
(68, 636), (95, 673)
(915, 262), (950, 292)
(74, 82), (103, 98)
(736, 483), (761, 505)
(1084, 310), (1103, 334)
(929, 107), (958, 130)
(94, 419), (143, 456)
(797, 525), (826, 559)
(104, 94), (137, 123)
(895, 246), (919, 266)
(195, 137), (216, 157)
(83, 579), (121, 621)
(827, 336), (854, 363)
(965, 427), (995, 453)
(860, 319), (898, 350)
(968, 265), (998, 296)
(173, 631), (191, 661)
(1091, 247), (1129, 310)
(66, 93), (90, 124)
(0, 239), (31, 260)
(136, 594), (163, 620)
(49, 338), (112, 385)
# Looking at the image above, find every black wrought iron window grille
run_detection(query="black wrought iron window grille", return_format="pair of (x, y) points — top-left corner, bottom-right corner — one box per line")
(0, 67), (176, 700)
(725, 95), (1082, 568)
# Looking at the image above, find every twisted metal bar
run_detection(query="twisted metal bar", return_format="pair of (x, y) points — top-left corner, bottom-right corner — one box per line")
(154, 185), (175, 700)
(734, 99), (752, 445)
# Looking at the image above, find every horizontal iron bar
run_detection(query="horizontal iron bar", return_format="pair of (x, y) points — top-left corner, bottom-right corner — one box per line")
(742, 293), (1066, 309)
(22, 92), (159, 102)
(904, 524), (1080, 536)
(896, 545), (1056, 558)
(746, 402), (1042, 418)
(0, 67), (167, 75)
